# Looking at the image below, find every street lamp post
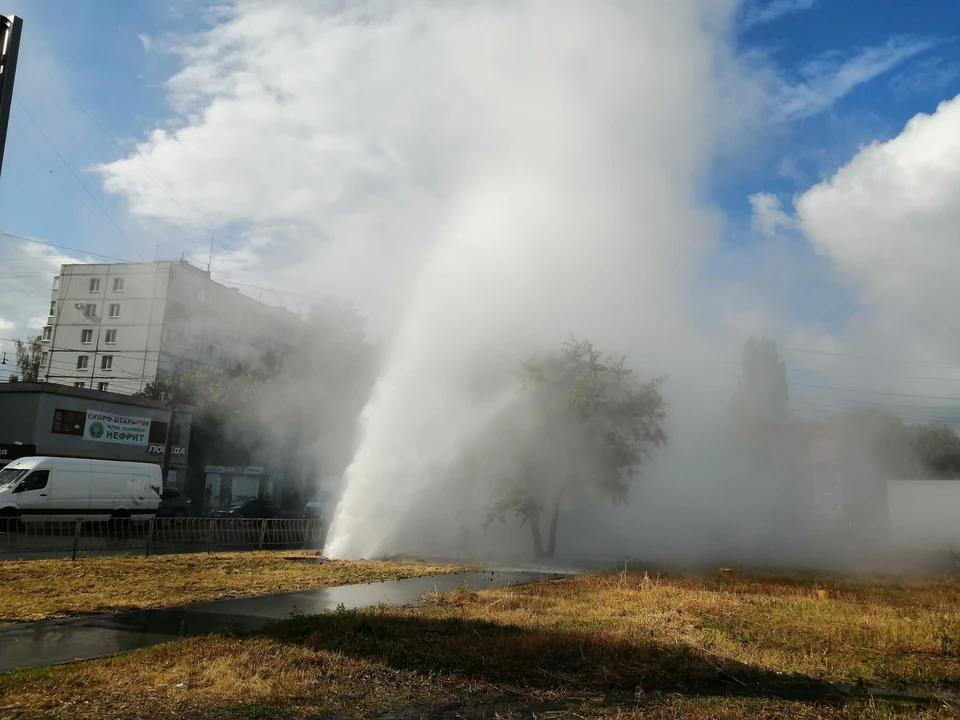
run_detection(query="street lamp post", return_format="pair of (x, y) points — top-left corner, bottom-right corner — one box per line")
(0, 15), (22, 183)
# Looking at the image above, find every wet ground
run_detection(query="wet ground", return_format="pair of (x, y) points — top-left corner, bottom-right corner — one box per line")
(0, 569), (565, 673)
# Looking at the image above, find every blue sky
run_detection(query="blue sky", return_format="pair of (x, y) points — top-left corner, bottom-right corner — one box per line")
(0, 0), (955, 267)
(1, 0), (960, 422)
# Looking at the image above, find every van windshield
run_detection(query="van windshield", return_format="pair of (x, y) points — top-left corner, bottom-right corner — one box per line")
(0, 468), (29, 490)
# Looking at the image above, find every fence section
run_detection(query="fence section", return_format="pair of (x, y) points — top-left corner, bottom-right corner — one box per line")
(0, 517), (325, 558)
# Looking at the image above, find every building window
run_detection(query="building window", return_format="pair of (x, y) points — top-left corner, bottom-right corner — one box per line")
(41, 352), (48, 367)
(113, 277), (124, 292)
(149, 421), (169, 444)
(205, 344), (214, 358)
(73, 382), (85, 389)
(109, 303), (120, 318)
(105, 329), (117, 344)
(89, 278), (101, 293)
(101, 355), (113, 370)
(81, 329), (93, 344)
(83, 303), (96, 318)
(41, 326), (52, 341)
(53, 409), (86, 435)
(49, 301), (56, 317)
(77, 356), (89, 370)
(97, 382), (109, 392)
(52, 276), (60, 291)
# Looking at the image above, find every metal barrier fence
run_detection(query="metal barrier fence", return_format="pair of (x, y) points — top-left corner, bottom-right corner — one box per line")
(0, 517), (325, 559)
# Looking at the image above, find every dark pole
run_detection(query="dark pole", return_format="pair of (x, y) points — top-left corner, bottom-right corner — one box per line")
(161, 403), (176, 486)
(0, 15), (22, 182)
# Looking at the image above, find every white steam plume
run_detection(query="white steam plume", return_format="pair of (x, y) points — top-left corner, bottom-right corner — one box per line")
(323, 0), (749, 559)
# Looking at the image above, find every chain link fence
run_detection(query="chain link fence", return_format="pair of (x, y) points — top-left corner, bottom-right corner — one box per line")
(0, 517), (326, 559)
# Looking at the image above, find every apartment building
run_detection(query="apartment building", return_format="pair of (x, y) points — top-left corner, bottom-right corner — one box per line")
(40, 259), (304, 395)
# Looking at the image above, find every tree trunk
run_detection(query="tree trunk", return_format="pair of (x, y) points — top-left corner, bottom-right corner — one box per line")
(545, 483), (567, 559)
(529, 509), (545, 558)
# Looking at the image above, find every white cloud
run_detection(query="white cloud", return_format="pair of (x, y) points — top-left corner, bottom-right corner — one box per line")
(0, 241), (73, 378)
(772, 36), (937, 122)
(889, 56), (960, 99)
(748, 192), (794, 237)
(98, 0), (754, 340)
(741, 0), (819, 30)
(796, 93), (960, 370)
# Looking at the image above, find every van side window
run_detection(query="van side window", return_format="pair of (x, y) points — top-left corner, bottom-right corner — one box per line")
(16, 471), (49, 493)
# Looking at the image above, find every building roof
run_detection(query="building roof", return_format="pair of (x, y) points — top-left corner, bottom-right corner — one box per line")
(0, 381), (193, 413)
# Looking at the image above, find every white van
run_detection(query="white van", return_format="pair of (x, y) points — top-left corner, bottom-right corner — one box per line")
(0, 457), (161, 522)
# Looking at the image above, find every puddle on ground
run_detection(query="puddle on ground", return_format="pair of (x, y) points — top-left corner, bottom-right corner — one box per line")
(0, 569), (565, 673)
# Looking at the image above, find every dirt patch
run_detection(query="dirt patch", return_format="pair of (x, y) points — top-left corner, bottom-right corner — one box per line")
(282, 556), (330, 565)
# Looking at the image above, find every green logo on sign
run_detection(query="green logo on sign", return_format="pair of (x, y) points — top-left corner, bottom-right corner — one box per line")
(89, 422), (105, 439)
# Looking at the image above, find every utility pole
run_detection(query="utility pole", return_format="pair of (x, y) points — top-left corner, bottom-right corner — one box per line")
(161, 401), (177, 487)
(161, 371), (181, 487)
(0, 15), (22, 183)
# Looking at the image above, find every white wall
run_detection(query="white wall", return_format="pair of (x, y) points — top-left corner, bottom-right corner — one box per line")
(888, 479), (960, 550)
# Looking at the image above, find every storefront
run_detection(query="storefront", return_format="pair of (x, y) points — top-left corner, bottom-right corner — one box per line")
(203, 465), (285, 513)
(0, 382), (192, 485)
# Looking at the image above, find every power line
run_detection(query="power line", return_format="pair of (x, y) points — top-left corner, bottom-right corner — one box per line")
(785, 347), (960, 371)
(0, 228), (136, 262)
(48, 79), (243, 268)
(15, 100), (144, 257)
(790, 399), (960, 424)
(790, 381), (960, 403)
(0, 229), (309, 311)
(15, 128), (145, 244)
(0, 280), (50, 315)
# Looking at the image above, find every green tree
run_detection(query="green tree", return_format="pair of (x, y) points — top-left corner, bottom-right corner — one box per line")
(14, 336), (43, 383)
(135, 300), (378, 507)
(909, 423), (960, 477)
(485, 338), (667, 559)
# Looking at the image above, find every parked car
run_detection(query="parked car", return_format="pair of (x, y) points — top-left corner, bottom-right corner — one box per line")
(211, 497), (282, 519)
(0, 457), (161, 522)
(302, 499), (325, 520)
(157, 487), (192, 517)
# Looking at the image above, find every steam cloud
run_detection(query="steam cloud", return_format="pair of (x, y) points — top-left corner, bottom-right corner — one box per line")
(91, 1), (960, 566)
(322, 0), (748, 559)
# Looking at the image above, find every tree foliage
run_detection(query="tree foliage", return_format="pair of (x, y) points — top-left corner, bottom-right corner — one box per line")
(485, 337), (667, 558)
(729, 337), (789, 448)
(135, 300), (377, 507)
(14, 336), (43, 383)
(825, 409), (960, 478)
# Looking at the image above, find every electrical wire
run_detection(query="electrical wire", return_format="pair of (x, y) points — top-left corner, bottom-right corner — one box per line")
(47, 79), (244, 267)
(0, 281), (51, 315)
(14, 129), (136, 245)
(15, 100), (144, 257)
(785, 347), (960, 371)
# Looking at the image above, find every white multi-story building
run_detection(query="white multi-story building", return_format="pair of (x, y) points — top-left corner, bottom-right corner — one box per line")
(40, 259), (304, 395)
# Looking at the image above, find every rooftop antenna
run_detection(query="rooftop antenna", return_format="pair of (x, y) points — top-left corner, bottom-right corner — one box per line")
(206, 236), (214, 272)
